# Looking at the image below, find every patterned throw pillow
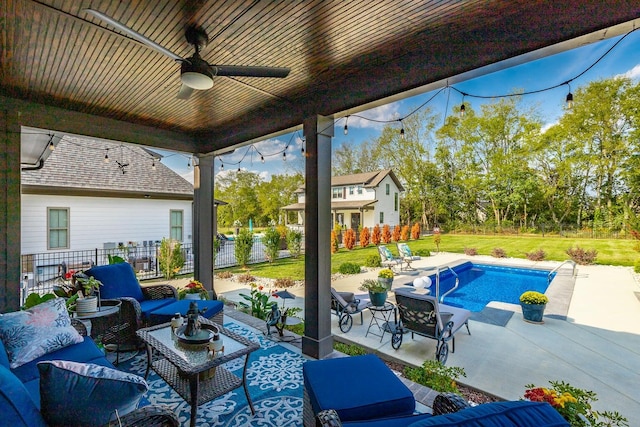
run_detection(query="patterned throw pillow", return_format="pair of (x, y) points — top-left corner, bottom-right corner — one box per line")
(383, 247), (394, 259)
(0, 298), (83, 369)
(38, 360), (148, 426)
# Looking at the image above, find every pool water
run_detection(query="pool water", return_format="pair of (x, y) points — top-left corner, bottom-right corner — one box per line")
(423, 262), (554, 312)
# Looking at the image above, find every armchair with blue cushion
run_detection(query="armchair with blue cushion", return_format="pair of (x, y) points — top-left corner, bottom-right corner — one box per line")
(84, 263), (179, 347)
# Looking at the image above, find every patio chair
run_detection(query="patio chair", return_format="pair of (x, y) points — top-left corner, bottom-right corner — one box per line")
(392, 287), (471, 364)
(397, 242), (420, 270)
(83, 262), (179, 347)
(331, 288), (368, 333)
(378, 245), (402, 271)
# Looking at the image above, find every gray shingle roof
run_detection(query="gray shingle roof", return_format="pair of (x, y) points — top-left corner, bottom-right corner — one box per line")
(21, 136), (193, 197)
(294, 169), (405, 192)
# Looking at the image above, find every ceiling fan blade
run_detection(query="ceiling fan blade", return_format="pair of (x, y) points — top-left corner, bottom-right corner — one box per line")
(176, 84), (195, 100)
(83, 9), (183, 62)
(212, 65), (290, 78)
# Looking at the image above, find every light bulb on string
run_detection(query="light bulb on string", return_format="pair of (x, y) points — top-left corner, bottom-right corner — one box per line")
(283, 151), (287, 161)
(220, 162), (224, 171)
(261, 155), (265, 164)
(151, 159), (156, 170)
(301, 146), (305, 155)
(237, 165), (241, 172)
(48, 139), (55, 151)
(566, 91), (574, 108)
(187, 158), (191, 169)
(399, 120), (405, 140)
(104, 149), (110, 163)
(344, 116), (349, 135)
(460, 94), (466, 116)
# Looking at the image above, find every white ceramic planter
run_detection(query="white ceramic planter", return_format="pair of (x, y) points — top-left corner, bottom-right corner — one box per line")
(183, 293), (203, 300)
(76, 296), (98, 315)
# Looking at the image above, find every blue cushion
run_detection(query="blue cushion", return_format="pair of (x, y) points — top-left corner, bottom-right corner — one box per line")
(139, 298), (177, 319)
(0, 365), (47, 427)
(343, 413), (433, 427)
(148, 299), (224, 324)
(12, 336), (110, 383)
(38, 360), (148, 427)
(0, 298), (84, 369)
(86, 263), (145, 301)
(0, 335), (10, 369)
(383, 247), (394, 259)
(406, 401), (569, 427)
(304, 354), (415, 422)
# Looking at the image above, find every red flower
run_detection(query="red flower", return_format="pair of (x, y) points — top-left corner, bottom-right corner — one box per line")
(64, 270), (75, 280)
(258, 285), (264, 291)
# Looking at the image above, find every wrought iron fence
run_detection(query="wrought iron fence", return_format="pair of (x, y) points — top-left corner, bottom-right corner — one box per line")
(20, 237), (292, 300)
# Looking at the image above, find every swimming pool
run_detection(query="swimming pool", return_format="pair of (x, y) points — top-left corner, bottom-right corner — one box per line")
(421, 262), (554, 312)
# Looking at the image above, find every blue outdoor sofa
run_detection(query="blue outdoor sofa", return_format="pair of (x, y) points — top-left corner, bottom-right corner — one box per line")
(0, 298), (177, 426)
(304, 354), (569, 427)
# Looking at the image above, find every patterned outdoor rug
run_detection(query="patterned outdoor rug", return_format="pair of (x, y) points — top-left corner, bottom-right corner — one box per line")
(118, 321), (304, 426)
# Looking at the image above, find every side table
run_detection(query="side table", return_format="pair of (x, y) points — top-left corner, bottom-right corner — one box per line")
(72, 299), (122, 364)
(365, 301), (397, 342)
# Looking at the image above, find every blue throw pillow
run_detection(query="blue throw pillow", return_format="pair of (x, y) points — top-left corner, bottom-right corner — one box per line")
(87, 263), (145, 301)
(38, 360), (148, 427)
(383, 247), (394, 259)
(0, 298), (83, 368)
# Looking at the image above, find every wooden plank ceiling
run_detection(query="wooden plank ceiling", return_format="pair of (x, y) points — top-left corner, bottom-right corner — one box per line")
(2, 0), (640, 154)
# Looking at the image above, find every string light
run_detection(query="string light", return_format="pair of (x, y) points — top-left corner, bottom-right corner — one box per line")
(283, 151), (287, 161)
(104, 149), (110, 163)
(237, 165), (241, 172)
(261, 155), (265, 163)
(220, 162), (224, 170)
(344, 116), (349, 135)
(48, 141), (55, 151)
(566, 84), (574, 108)
(187, 158), (191, 169)
(399, 120), (405, 139)
(151, 159), (156, 170)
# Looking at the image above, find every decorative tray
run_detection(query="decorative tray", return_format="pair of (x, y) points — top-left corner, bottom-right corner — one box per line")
(174, 326), (214, 345)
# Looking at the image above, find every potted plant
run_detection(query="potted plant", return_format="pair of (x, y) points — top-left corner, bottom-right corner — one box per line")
(179, 279), (209, 300)
(519, 291), (548, 323)
(74, 275), (103, 314)
(378, 268), (394, 290)
(360, 278), (388, 306)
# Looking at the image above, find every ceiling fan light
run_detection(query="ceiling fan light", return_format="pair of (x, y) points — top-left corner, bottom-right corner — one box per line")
(181, 72), (213, 90)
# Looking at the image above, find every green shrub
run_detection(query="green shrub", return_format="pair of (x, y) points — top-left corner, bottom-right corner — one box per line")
(566, 246), (598, 265)
(338, 262), (361, 274)
(364, 254), (382, 267)
(414, 249), (430, 257)
(158, 238), (185, 279)
(234, 228), (254, 267)
(404, 360), (466, 394)
(262, 227), (281, 263)
(634, 259), (640, 273)
(287, 229), (303, 258)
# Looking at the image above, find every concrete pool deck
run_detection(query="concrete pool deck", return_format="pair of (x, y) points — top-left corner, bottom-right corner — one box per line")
(211, 252), (640, 424)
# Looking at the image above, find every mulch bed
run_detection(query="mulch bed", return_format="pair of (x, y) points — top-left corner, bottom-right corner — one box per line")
(383, 359), (500, 405)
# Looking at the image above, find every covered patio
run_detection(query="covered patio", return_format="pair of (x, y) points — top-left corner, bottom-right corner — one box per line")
(2, 0), (640, 364)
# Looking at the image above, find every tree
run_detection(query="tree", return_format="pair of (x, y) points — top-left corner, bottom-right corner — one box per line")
(158, 238), (185, 280)
(332, 140), (378, 175)
(261, 227), (281, 263)
(257, 173), (303, 225)
(215, 170), (262, 227)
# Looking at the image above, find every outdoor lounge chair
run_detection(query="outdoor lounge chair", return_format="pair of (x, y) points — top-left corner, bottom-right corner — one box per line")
(378, 245), (402, 271)
(397, 243), (420, 270)
(331, 288), (369, 333)
(392, 287), (471, 364)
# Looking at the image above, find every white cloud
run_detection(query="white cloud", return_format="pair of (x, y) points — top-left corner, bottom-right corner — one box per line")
(347, 103), (401, 130)
(180, 170), (194, 184)
(617, 63), (640, 80)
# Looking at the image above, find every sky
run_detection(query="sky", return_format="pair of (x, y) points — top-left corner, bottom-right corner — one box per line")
(158, 28), (640, 185)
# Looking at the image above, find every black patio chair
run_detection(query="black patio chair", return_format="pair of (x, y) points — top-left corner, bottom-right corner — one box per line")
(330, 288), (369, 333)
(392, 288), (471, 364)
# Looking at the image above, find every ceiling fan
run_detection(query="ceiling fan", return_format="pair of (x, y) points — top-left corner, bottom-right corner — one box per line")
(83, 9), (290, 100)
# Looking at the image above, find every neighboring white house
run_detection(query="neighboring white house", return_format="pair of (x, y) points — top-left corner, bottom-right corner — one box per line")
(283, 169), (404, 230)
(21, 136), (195, 259)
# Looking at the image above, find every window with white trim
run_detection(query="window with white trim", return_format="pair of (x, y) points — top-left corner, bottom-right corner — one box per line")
(170, 210), (184, 241)
(48, 208), (69, 249)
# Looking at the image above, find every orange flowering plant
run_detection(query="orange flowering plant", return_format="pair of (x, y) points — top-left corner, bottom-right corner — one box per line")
(524, 381), (627, 426)
(178, 279), (209, 300)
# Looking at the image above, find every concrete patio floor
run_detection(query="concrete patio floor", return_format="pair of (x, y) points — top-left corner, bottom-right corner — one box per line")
(209, 252), (640, 424)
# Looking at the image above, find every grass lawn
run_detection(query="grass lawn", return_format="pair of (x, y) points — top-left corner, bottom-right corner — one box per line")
(217, 234), (638, 281)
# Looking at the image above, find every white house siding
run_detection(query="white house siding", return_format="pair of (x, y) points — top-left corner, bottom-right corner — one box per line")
(372, 175), (401, 227)
(21, 194), (193, 254)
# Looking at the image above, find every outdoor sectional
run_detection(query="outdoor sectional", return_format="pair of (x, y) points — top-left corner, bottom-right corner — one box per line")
(0, 298), (177, 426)
(304, 354), (569, 427)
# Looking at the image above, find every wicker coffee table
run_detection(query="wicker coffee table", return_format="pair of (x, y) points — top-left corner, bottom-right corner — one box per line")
(137, 317), (260, 427)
